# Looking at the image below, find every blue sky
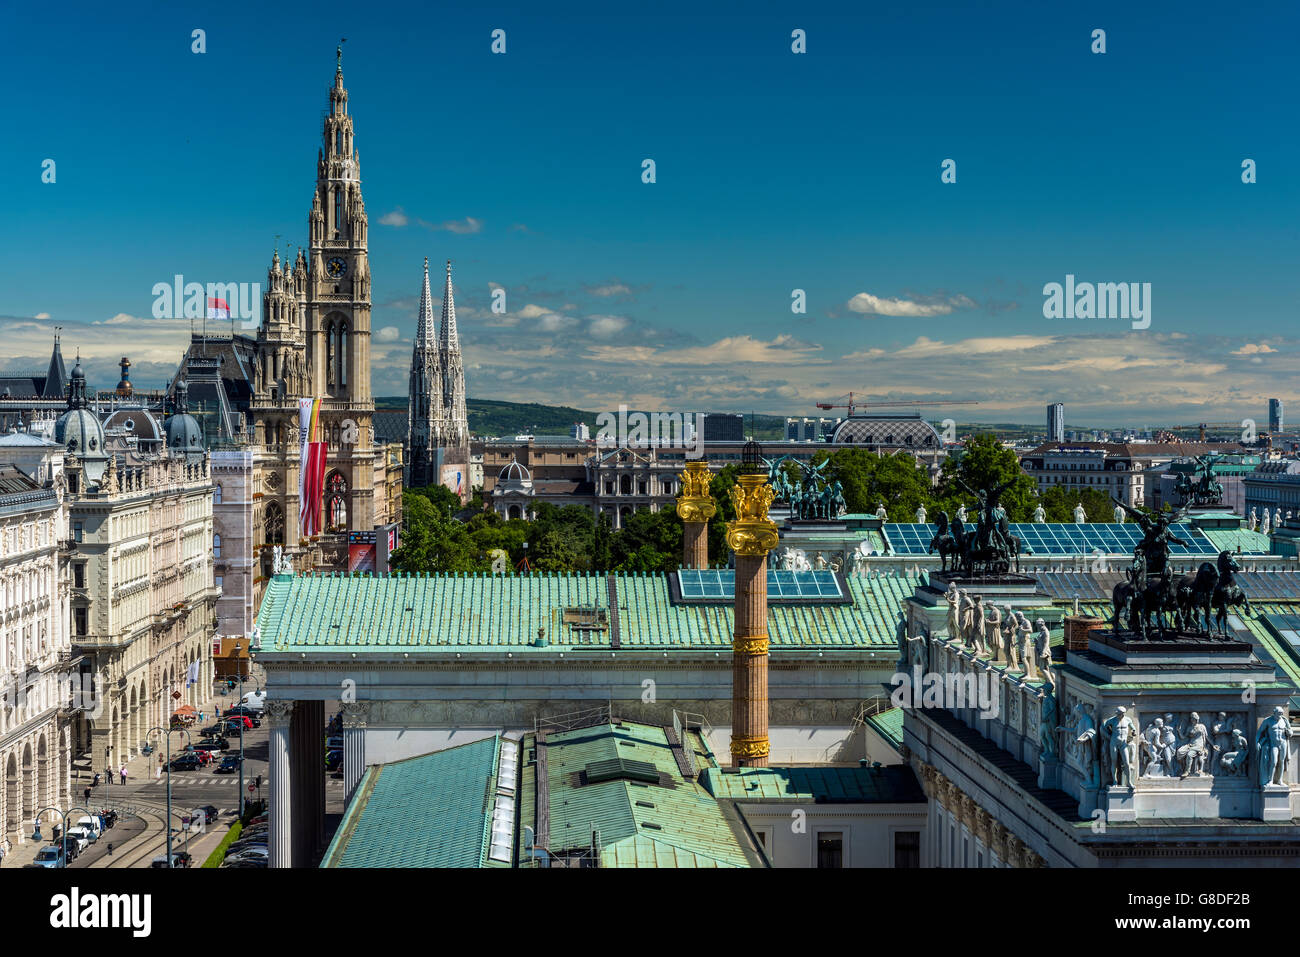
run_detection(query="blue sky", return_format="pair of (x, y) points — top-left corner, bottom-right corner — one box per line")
(2, 0), (1297, 427)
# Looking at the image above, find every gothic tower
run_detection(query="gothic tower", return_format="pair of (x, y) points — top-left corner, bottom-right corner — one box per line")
(407, 258), (444, 487)
(303, 48), (376, 532)
(437, 260), (469, 458)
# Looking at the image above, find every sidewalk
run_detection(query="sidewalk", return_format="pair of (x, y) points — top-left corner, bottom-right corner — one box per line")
(3, 675), (263, 869)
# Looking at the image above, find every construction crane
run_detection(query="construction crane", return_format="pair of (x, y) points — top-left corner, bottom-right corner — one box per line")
(816, 392), (979, 417)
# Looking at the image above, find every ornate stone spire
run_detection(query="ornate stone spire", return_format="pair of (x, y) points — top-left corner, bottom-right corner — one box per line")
(438, 260), (459, 352)
(416, 257), (436, 349)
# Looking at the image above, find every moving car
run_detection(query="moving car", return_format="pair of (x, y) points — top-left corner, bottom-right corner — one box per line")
(191, 739), (228, 754)
(197, 805), (221, 824)
(167, 754), (201, 772)
(214, 755), (242, 774)
(34, 845), (65, 868)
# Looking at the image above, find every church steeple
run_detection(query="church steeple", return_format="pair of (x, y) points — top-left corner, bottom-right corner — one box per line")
(438, 261), (468, 453)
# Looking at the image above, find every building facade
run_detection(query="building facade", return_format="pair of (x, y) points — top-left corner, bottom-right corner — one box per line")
(0, 465), (73, 843)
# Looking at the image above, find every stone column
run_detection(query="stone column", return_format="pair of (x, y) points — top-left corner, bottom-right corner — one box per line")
(341, 703), (368, 806)
(725, 473), (779, 767)
(265, 699), (294, 869)
(675, 461), (716, 569)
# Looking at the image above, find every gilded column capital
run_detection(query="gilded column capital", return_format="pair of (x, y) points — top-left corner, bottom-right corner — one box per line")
(974, 808), (992, 845)
(676, 461), (717, 524)
(958, 794), (976, 828)
(1005, 835), (1026, 868)
(725, 474), (779, 556)
(732, 634), (770, 656)
(730, 734), (770, 760)
(990, 822), (1008, 860)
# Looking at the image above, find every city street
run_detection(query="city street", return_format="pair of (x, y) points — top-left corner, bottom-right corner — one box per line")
(2, 680), (348, 869)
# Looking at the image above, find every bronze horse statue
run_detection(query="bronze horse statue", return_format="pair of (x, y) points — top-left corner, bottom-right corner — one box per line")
(1175, 559), (1219, 634)
(1212, 551), (1252, 634)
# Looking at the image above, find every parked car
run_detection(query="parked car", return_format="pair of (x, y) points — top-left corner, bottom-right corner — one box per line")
(241, 690), (266, 710)
(223, 713), (258, 729)
(34, 845), (66, 868)
(224, 847), (269, 864)
(200, 723), (227, 737)
(215, 755), (242, 774)
(197, 805), (221, 824)
(325, 749), (342, 772)
(247, 813), (268, 827)
(75, 815), (102, 840)
(150, 851), (192, 868)
(167, 754), (201, 772)
(221, 857), (266, 868)
(62, 827), (91, 853)
(224, 706), (263, 722)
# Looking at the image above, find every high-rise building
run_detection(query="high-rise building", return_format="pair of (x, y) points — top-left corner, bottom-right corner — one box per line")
(1047, 403), (1065, 443)
(1269, 398), (1284, 433)
(407, 259), (469, 490)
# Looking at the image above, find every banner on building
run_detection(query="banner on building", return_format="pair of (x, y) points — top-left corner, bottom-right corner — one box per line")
(348, 530), (377, 573)
(299, 397), (327, 537)
(440, 463), (466, 499)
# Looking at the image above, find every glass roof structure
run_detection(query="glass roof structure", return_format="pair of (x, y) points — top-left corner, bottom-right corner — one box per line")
(882, 523), (1220, 557)
(675, 568), (844, 603)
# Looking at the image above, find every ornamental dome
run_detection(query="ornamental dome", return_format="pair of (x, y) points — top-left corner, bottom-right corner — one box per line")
(165, 381), (205, 460)
(54, 359), (109, 487)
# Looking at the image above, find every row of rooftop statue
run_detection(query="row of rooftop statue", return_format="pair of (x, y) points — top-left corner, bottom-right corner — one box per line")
(764, 456), (846, 520)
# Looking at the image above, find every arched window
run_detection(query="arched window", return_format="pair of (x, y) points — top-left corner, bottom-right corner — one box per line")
(334, 188), (343, 230)
(326, 472), (348, 530)
(338, 322), (348, 388)
(264, 502), (285, 545)
(335, 128), (342, 154)
(213, 484), (223, 504)
(213, 533), (222, 558)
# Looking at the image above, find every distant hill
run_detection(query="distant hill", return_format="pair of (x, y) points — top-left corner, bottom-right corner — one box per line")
(374, 397), (788, 440)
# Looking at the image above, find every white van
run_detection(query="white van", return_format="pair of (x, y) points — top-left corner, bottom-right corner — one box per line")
(241, 690), (266, 710)
(76, 815), (102, 840)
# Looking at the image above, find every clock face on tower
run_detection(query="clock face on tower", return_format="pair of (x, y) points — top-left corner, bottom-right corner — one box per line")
(326, 257), (347, 279)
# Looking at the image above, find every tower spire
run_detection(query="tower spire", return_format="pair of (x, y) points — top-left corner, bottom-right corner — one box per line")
(416, 257), (435, 348)
(439, 259), (459, 351)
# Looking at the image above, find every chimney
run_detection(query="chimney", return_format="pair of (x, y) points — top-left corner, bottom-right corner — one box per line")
(675, 460), (716, 569)
(726, 443), (779, 767)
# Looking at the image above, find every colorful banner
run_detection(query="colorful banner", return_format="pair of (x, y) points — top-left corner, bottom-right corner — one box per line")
(298, 397), (327, 537)
(440, 463), (466, 500)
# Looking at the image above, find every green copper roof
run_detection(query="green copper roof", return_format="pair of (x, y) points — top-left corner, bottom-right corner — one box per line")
(320, 735), (501, 868)
(701, 764), (925, 803)
(255, 571), (920, 653)
(1201, 527), (1272, 554)
(524, 721), (761, 868)
(863, 707), (905, 752)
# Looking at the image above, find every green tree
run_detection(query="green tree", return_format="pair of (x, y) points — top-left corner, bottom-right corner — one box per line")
(1039, 485), (1115, 523)
(937, 433), (1038, 521)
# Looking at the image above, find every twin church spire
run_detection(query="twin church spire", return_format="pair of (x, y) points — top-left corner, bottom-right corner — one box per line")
(408, 258), (468, 488)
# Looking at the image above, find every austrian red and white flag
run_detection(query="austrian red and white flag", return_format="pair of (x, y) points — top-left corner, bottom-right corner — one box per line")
(298, 397), (327, 537)
(207, 297), (232, 321)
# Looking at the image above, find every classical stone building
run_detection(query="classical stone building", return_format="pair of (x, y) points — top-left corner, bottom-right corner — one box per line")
(901, 572), (1300, 867)
(0, 464), (73, 842)
(407, 258), (469, 491)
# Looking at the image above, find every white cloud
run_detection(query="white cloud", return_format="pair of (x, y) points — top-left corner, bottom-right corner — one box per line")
(585, 282), (632, 298)
(847, 292), (974, 317)
(587, 315), (628, 338)
(435, 217), (482, 234)
(33, 312), (50, 320)
(376, 326), (400, 342)
(1232, 343), (1276, 357)
(379, 207), (409, 227)
(516, 304), (552, 319)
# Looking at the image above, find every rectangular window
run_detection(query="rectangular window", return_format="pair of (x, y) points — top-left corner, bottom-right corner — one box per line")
(73, 522), (83, 543)
(74, 607), (87, 637)
(816, 831), (843, 869)
(73, 565), (84, 589)
(214, 575), (224, 590)
(894, 831), (920, 868)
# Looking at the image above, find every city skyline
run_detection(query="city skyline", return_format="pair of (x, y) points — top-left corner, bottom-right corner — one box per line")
(3, 1), (1297, 426)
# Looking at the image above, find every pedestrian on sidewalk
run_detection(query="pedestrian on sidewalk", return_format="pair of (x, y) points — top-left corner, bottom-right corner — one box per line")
(84, 786), (91, 804)
(119, 765), (127, 785)
(155, 764), (162, 781)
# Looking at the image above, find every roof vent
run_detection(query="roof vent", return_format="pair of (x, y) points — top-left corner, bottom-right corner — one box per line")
(583, 757), (660, 785)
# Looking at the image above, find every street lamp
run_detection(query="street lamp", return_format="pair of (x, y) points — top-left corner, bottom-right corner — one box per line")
(105, 745), (111, 795)
(145, 725), (192, 869)
(32, 805), (93, 869)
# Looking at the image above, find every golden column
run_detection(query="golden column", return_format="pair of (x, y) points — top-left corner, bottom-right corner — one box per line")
(725, 472), (779, 767)
(675, 460), (716, 569)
